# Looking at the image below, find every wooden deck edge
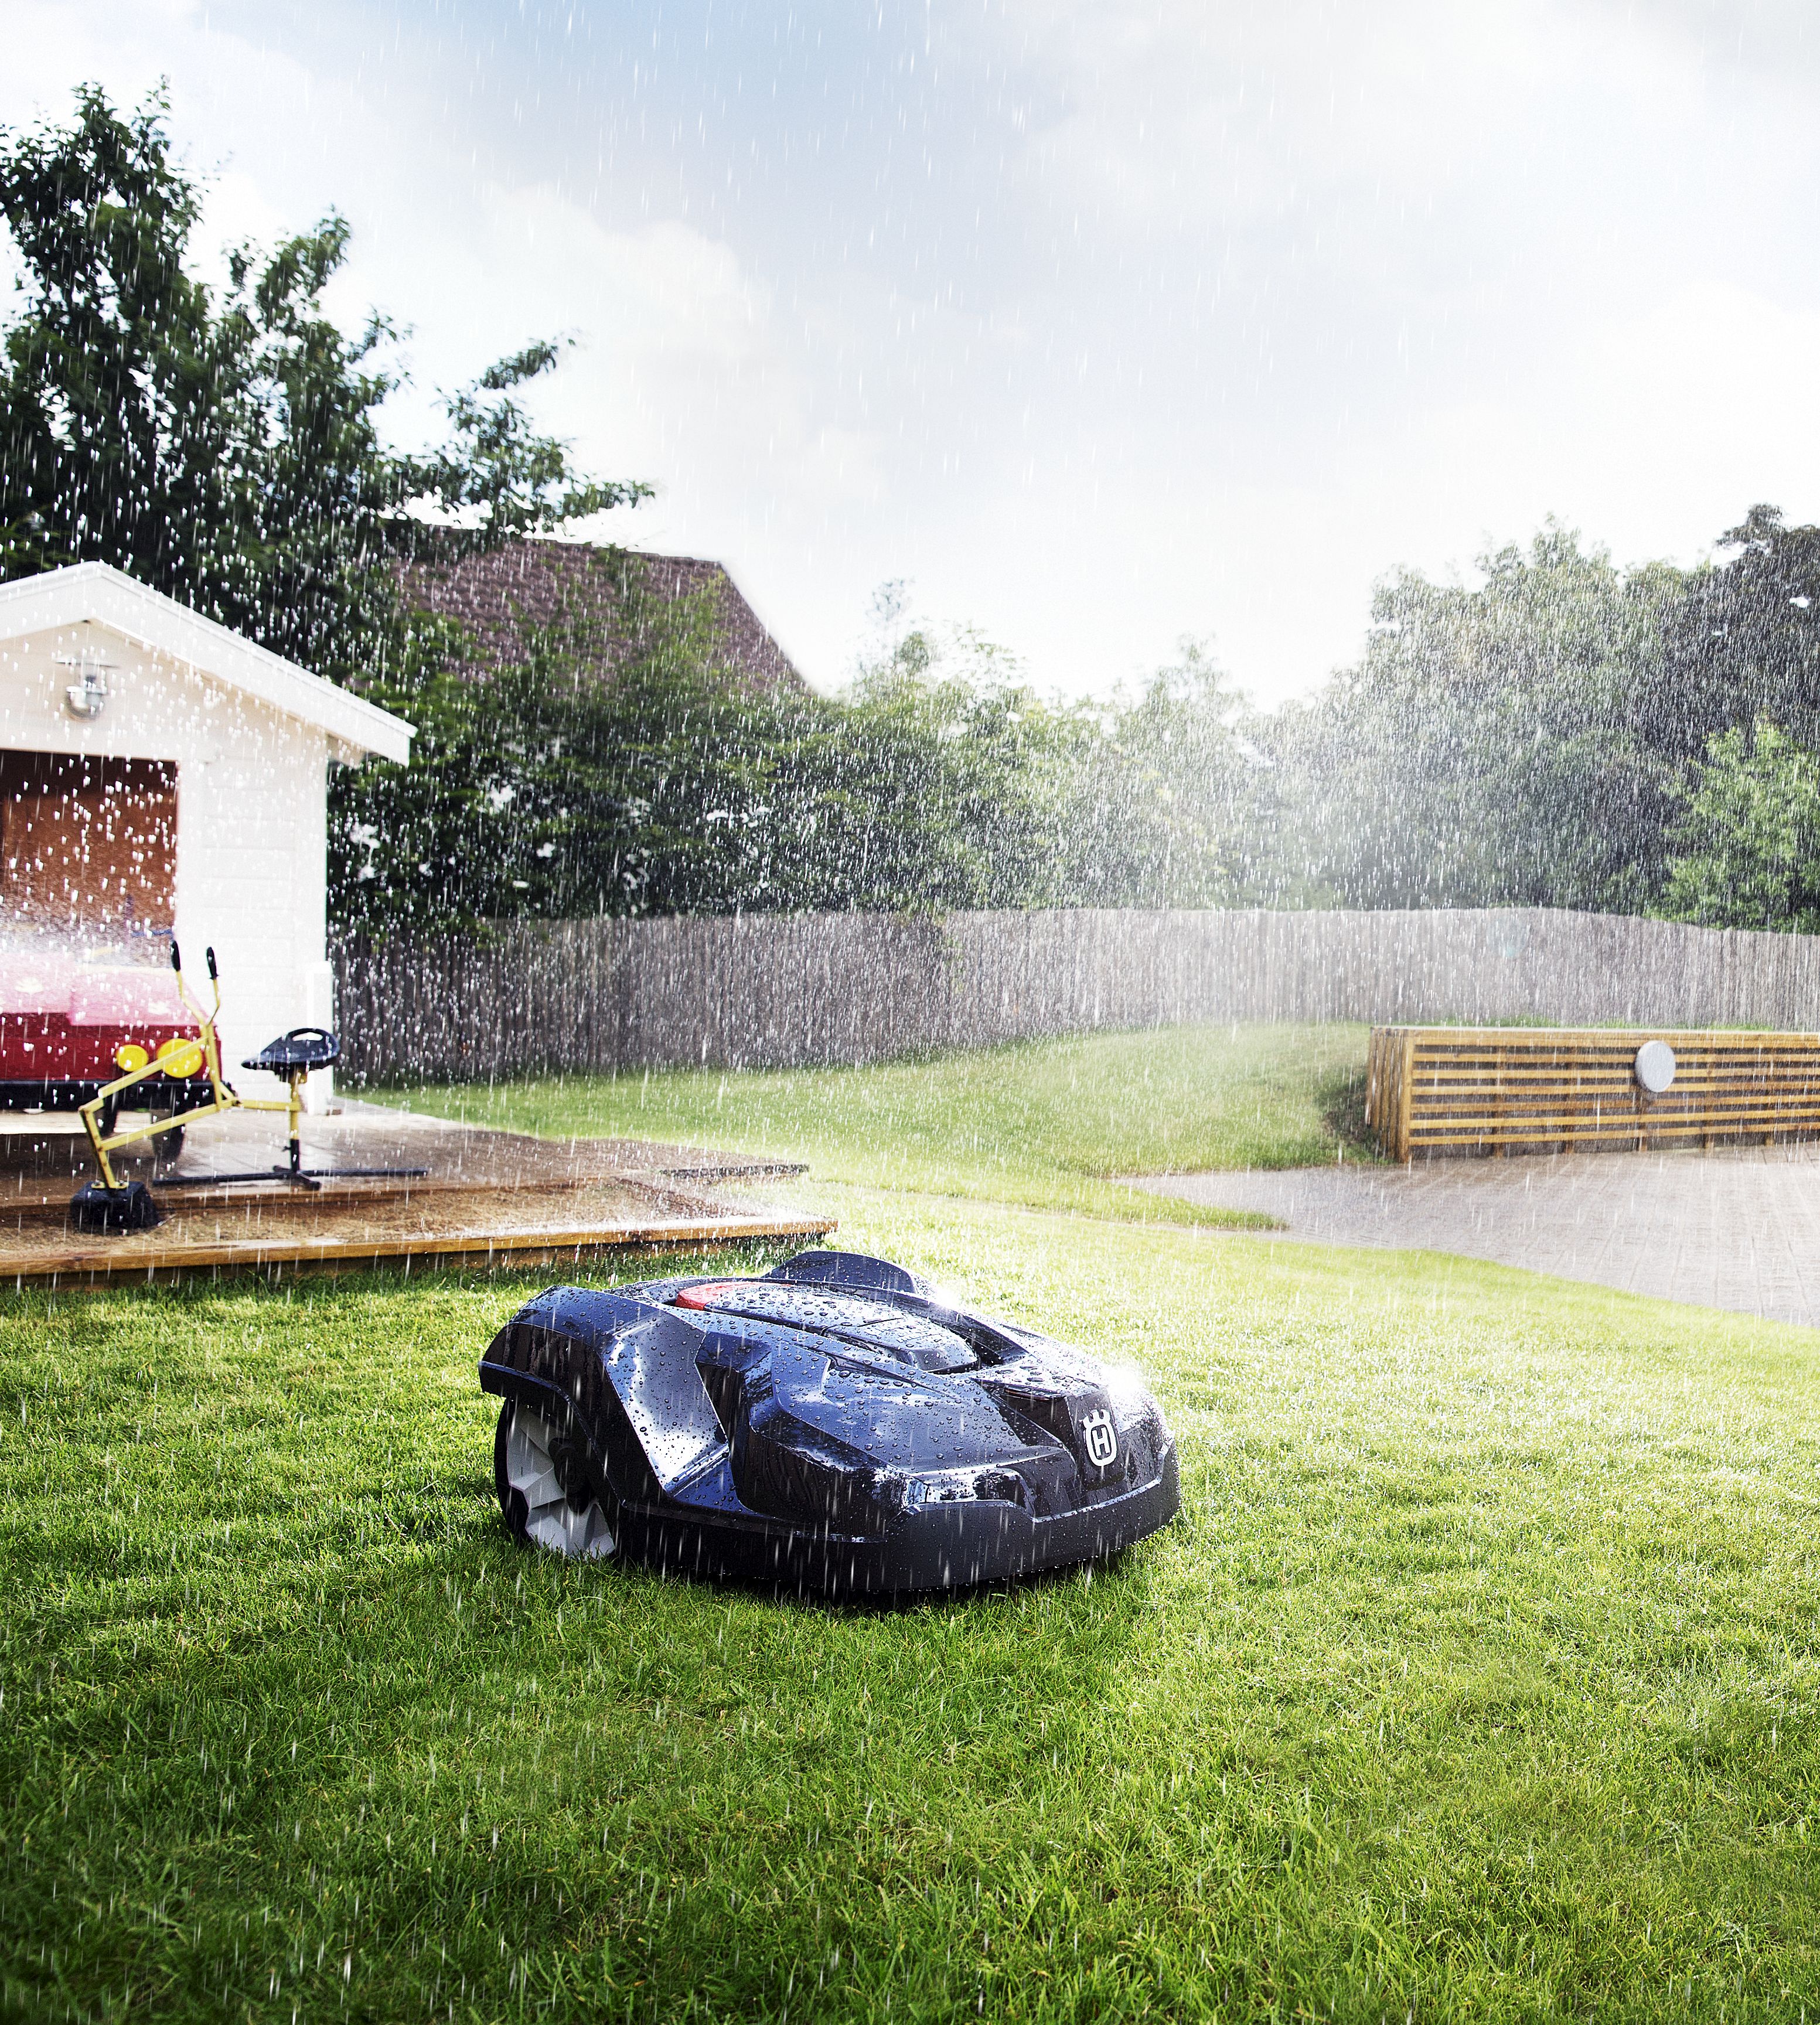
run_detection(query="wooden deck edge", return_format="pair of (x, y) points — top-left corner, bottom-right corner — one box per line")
(0, 1214), (838, 1289)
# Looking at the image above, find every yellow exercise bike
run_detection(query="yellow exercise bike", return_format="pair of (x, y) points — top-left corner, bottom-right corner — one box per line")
(72, 942), (352, 1233)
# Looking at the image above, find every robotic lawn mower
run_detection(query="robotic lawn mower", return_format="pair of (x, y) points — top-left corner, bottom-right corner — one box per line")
(480, 1249), (1179, 1598)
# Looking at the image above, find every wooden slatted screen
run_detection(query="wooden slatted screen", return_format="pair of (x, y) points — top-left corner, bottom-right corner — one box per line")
(1365, 1026), (1820, 1161)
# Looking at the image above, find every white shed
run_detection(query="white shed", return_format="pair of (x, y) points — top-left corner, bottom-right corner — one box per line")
(0, 562), (413, 1099)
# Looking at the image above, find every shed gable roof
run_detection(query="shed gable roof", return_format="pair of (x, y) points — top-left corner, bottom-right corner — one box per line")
(0, 562), (413, 763)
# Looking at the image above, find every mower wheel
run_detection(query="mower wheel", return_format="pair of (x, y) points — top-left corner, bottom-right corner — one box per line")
(493, 1398), (615, 1559)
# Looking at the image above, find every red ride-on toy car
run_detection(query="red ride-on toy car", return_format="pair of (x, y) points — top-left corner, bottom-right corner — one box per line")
(0, 947), (208, 1128)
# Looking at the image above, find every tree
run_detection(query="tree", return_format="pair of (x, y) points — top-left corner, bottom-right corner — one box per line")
(1659, 721), (1820, 933)
(1279, 524), (1688, 912)
(330, 564), (1110, 934)
(0, 84), (639, 683)
(1661, 506), (1820, 754)
(1058, 642), (1280, 908)
(835, 615), (1093, 912)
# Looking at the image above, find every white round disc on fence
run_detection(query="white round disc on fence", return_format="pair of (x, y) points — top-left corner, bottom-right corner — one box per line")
(1634, 1039), (1676, 1093)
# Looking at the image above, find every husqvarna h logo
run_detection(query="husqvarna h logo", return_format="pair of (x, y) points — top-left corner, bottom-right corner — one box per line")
(1082, 1410), (1118, 1470)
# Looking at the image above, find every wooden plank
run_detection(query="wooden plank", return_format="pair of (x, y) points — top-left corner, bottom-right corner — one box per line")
(6, 1208), (837, 1288)
(1395, 1028), (1414, 1164)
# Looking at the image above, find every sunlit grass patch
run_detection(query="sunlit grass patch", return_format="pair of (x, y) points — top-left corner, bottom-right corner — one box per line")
(5, 1196), (1820, 2020)
(374, 1020), (1377, 1228)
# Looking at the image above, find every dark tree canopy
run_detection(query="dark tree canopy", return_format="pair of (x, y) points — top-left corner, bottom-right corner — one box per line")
(13, 91), (1820, 938)
(0, 84), (640, 683)
(328, 560), (1274, 935)
(1661, 506), (1820, 754)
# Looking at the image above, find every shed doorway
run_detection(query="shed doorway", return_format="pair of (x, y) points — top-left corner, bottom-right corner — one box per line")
(0, 752), (177, 943)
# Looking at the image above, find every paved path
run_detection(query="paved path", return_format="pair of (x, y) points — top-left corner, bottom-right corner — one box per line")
(1131, 1147), (1820, 1328)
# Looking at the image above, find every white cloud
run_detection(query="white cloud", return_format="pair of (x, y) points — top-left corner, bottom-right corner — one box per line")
(6, 0), (1820, 701)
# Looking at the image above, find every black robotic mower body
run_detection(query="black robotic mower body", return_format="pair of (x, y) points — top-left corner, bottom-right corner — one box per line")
(480, 1249), (1179, 1597)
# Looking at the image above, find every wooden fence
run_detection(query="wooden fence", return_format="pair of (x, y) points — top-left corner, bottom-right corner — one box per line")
(328, 906), (1820, 1084)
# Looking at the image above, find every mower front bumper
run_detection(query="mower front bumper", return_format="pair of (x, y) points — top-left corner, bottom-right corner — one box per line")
(611, 1449), (1181, 1597)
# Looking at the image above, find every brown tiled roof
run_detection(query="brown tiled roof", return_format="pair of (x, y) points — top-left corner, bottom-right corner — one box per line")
(397, 538), (804, 694)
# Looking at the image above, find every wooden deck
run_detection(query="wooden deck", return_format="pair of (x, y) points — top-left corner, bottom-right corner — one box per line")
(0, 1103), (832, 1286)
(1366, 1025), (1820, 1161)
(0, 1207), (833, 1288)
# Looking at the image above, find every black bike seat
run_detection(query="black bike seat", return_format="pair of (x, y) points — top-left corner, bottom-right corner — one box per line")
(243, 1027), (341, 1072)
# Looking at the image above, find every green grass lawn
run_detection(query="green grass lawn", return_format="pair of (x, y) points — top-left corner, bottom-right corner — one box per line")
(8, 1025), (1820, 2020)
(376, 1021), (1378, 1229)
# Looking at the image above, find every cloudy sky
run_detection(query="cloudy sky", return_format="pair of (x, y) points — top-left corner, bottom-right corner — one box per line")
(6, 1), (1820, 701)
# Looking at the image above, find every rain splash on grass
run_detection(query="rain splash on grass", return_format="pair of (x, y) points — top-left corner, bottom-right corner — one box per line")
(5, 1177), (1820, 2020)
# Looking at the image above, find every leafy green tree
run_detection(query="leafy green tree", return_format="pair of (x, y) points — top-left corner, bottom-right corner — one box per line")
(1659, 721), (1820, 932)
(331, 564), (1116, 933)
(1059, 642), (1280, 907)
(835, 619), (1094, 911)
(1662, 507), (1820, 753)
(0, 84), (638, 682)
(1269, 505), (1820, 925)
(1278, 523), (1688, 912)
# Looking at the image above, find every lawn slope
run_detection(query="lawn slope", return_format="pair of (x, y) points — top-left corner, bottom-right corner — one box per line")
(376, 1020), (1377, 1228)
